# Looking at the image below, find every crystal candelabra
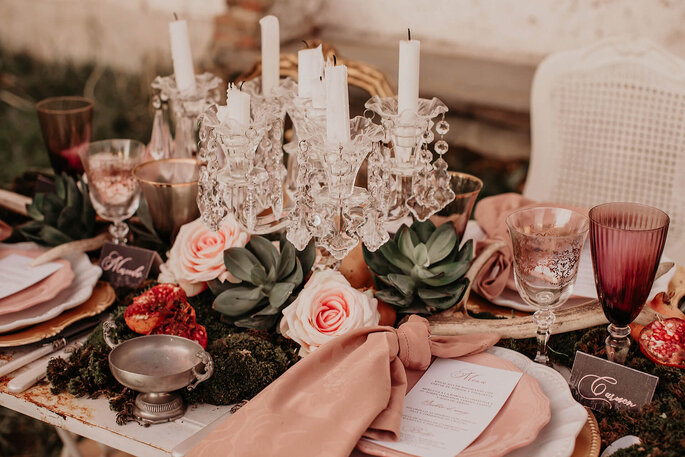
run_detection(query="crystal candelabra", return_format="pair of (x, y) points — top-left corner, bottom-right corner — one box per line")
(197, 77), (297, 234)
(149, 73), (223, 160)
(197, 87), (456, 263)
(364, 96), (455, 222)
(287, 116), (387, 260)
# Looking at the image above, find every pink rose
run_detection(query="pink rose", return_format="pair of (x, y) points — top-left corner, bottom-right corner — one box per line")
(159, 216), (249, 296)
(280, 270), (380, 356)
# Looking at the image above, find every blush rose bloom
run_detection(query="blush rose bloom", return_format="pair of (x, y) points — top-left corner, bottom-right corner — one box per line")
(158, 216), (249, 296)
(280, 270), (380, 356)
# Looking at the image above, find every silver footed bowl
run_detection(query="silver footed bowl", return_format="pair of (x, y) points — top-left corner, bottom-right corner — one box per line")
(103, 321), (213, 424)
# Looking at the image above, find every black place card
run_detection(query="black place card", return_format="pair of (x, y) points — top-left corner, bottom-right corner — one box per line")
(98, 242), (161, 288)
(569, 351), (658, 411)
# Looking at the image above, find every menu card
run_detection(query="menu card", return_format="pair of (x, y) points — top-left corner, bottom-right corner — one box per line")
(365, 359), (522, 457)
(0, 254), (63, 299)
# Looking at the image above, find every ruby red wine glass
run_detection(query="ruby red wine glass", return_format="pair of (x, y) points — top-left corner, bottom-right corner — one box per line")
(589, 202), (669, 365)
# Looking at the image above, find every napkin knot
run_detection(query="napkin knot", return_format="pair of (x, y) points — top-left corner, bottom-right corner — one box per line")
(395, 315), (432, 371)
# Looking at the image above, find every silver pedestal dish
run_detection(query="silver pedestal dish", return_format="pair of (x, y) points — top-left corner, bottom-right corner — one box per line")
(103, 321), (214, 424)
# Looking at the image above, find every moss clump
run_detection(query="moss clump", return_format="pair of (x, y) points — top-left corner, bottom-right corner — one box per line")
(499, 326), (685, 457)
(186, 332), (298, 405)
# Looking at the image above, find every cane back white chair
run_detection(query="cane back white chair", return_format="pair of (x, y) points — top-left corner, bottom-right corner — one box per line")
(525, 37), (685, 266)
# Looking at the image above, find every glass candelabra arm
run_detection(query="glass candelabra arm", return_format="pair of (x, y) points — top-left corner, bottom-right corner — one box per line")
(150, 73), (224, 159)
(365, 95), (454, 223)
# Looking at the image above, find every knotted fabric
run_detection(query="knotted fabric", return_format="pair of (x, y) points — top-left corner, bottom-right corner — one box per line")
(187, 316), (499, 457)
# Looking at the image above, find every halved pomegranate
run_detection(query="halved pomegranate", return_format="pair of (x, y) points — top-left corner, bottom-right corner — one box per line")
(151, 318), (208, 349)
(638, 318), (685, 369)
(124, 284), (188, 334)
(630, 292), (685, 341)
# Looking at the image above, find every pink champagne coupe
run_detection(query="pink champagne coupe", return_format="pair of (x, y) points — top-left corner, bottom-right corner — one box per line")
(589, 202), (669, 365)
(507, 207), (589, 365)
(79, 140), (145, 244)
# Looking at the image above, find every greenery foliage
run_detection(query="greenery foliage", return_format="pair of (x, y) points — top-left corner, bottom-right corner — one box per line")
(0, 49), (152, 185)
(19, 173), (96, 245)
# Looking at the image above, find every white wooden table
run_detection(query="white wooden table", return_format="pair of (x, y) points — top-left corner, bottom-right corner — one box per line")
(0, 345), (233, 457)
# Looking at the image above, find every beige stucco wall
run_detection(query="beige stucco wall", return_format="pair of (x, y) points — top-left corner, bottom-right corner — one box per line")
(0, 0), (224, 72)
(2, 0), (685, 73)
(319, 0), (685, 65)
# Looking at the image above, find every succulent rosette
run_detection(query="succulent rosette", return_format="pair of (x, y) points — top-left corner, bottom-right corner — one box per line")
(159, 216), (249, 296)
(363, 220), (473, 314)
(212, 235), (316, 330)
(280, 270), (380, 356)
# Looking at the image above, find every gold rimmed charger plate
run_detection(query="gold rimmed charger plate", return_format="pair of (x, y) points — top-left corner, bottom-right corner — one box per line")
(571, 407), (601, 457)
(0, 281), (115, 347)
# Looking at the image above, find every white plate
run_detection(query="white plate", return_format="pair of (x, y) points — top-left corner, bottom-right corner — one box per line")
(486, 347), (587, 457)
(0, 243), (102, 333)
(464, 220), (676, 312)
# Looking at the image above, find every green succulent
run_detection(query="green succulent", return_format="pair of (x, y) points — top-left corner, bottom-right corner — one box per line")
(212, 235), (315, 330)
(363, 220), (473, 314)
(19, 174), (96, 246)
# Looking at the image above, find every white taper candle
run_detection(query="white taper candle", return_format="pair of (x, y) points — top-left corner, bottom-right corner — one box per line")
(226, 83), (251, 126)
(326, 63), (350, 145)
(298, 44), (324, 98)
(259, 15), (280, 97)
(169, 18), (197, 95)
(398, 36), (420, 120)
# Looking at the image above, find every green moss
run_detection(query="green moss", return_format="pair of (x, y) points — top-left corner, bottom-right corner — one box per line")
(46, 285), (298, 424)
(186, 332), (298, 405)
(499, 327), (685, 457)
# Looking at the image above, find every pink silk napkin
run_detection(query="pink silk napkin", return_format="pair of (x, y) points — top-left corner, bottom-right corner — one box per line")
(472, 193), (586, 301)
(187, 316), (500, 457)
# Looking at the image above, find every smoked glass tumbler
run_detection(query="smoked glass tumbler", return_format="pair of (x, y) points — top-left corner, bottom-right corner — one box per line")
(36, 96), (93, 176)
(589, 202), (669, 365)
(507, 207), (589, 365)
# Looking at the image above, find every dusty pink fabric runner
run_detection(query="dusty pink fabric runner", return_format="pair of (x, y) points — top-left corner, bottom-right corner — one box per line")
(472, 193), (586, 301)
(187, 316), (499, 457)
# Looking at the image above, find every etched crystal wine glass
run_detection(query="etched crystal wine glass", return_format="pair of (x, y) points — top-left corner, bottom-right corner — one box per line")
(507, 207), (589, 365)
(79, 139), (145, 244)
(589, 202), (669, 365)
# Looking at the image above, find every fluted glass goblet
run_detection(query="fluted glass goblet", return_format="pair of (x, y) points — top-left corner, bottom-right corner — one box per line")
(507, 207), (589, 365)
(589, 202), (669, 365)
(79, 139), (145, 244)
